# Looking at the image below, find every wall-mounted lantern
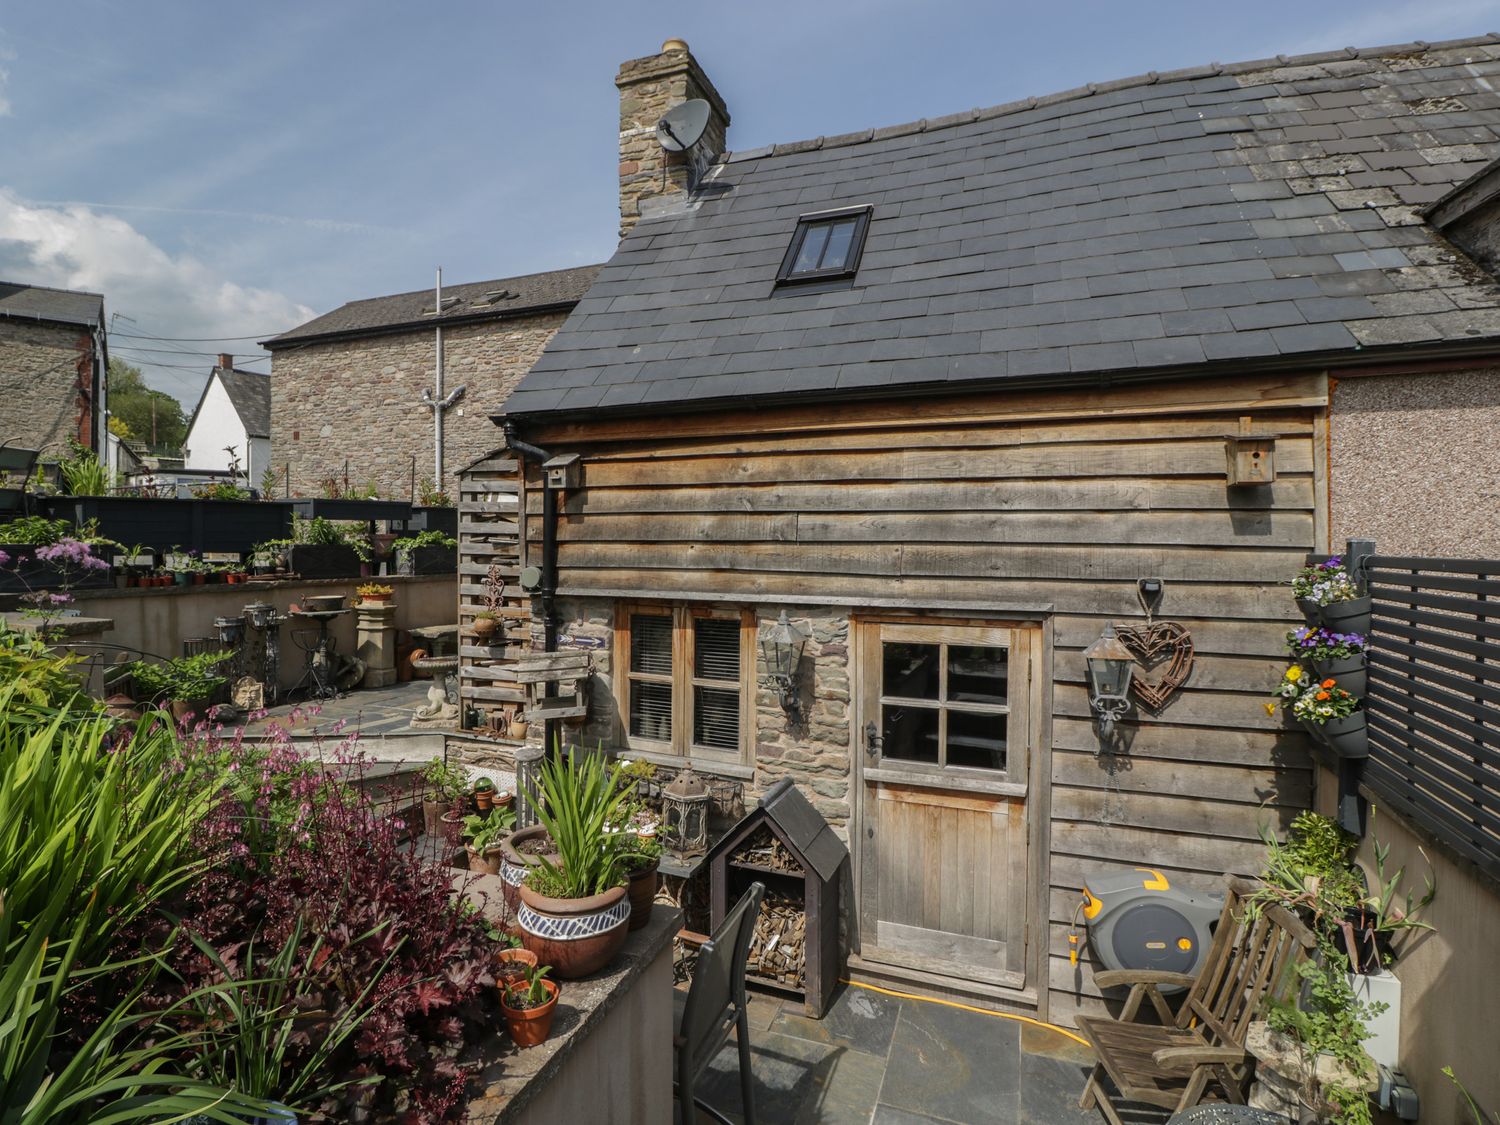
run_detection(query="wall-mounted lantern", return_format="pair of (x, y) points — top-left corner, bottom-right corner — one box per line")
(760, 610), (808, 715)
(661, 766), (711, 859)
(1084, 623), (1135, 737)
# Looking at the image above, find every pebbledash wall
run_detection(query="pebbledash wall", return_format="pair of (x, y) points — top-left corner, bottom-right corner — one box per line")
(0, 319), (95, 458)
(268, 311), (568, 499)
(1329, 365), (1500, 557)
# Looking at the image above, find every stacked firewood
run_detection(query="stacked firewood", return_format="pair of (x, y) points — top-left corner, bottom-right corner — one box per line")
(731, 827), (804, 874)
(746, 894), (807, 987)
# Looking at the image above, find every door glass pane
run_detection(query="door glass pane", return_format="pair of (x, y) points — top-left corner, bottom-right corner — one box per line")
(883, 642), (940, 701)
(694, 617), (740, 682)
(630, 614), (673, 675)
(793, 223), (831, 273)
(947, 709), (1007, 771)
(693, 686), (739, 752)
(882, 704), (939, 764)
(948, 645), (1008, 706)
(629, 681), (673, 741)
(819, 217), (857, 270)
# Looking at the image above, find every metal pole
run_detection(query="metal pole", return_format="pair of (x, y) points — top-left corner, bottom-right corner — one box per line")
(434, 267), (444, 490)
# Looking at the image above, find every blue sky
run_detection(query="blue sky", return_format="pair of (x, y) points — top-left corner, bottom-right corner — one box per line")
(2, 0), (1498, 403)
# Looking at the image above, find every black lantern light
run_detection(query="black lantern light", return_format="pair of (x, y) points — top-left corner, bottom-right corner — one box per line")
(760, 610), (808, 715)
(1084, 623), (1135, 737)
(661, 766), (711, 859)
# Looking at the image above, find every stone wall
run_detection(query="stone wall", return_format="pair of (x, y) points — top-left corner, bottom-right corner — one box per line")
(268, 310), (569, 499)
(529, 598), (853, 834)
(0, 320), (91, 459)
(1330, 366), (1500, 557)
(616, 41), (730, 239)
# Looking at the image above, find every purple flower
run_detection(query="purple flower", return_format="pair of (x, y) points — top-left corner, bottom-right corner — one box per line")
(0, 550), (9, 568)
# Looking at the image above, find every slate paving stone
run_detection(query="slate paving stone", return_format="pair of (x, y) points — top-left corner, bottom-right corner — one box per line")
(770, 983), (903, 1059)
(1018, 1048), (1100, 1124)
(876, 1001), (1021, 1125)
(695, 1030), (883, 1125)
(871, 1106), (963, 1124)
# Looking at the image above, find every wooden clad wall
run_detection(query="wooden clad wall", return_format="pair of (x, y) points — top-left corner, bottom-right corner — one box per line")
(524, 371), (1325, 1021)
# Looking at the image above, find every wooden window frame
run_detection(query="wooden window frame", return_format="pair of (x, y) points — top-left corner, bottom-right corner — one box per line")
(776, 206), (873, 285)
(614, 601), (756, 766)
(867, 620), (1032, 792)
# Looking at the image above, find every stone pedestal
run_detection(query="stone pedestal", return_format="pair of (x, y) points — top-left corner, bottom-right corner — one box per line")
(1246, 1021), (1377, 1121)
(355, 602), (398, 688)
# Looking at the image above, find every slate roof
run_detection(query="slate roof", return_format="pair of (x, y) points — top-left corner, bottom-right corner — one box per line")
(0, 282), (104, 330)
(215, 367), (271, 438)
(262, 265), (604, 348)
(506, 35), (1500, 419)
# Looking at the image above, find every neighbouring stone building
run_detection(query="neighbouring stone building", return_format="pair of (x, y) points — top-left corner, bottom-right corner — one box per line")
(0, 282), (107, 460)
(262, 267), (600, 499)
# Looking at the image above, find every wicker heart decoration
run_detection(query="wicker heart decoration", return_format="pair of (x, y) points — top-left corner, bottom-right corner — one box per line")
(1115, 622), (1194, 712)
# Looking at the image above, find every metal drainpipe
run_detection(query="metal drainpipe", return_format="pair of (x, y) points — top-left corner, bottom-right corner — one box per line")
(504, 422), (560, 753)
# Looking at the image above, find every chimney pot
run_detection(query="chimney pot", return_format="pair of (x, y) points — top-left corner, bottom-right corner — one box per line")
(217, 353), (233, 370)
(662, 38), (689, 53)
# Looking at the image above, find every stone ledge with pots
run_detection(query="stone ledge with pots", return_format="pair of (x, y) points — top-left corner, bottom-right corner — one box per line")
(462, 904), (680, 1125)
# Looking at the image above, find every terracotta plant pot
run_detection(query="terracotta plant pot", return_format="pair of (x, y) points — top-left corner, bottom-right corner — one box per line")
(493, 946), (539, 990)
(518, 883), (630, 979)
(499, 826), (560, 914)
(626, 858), (659, 932)
(475, 788), (495, 812)
(500, 977), (559, 1048)
(439, 811), (466, 847)
(466, 843), (504, 877)
(422, 799), (446, 836)
(508, 719), (529, 741)
(471, 617), (498, 641)
(169, 698), (208, 723)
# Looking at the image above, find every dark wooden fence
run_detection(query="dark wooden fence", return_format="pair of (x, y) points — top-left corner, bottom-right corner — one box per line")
(1363, 554), (1500, 883)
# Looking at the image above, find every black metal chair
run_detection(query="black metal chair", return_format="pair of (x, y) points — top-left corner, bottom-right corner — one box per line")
(674, 880), (765, 1125)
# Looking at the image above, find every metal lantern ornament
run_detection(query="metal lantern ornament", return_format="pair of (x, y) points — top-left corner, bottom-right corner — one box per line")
(1084, 623), (1135, 737)
(760, 610), (808, 714)
(661, 766), (711, 859)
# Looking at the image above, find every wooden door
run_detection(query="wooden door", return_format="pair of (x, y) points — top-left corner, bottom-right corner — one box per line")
(857, 621), (1038, 989)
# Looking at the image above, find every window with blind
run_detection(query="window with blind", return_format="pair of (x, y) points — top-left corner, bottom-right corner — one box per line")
(618, 604), (750, 762)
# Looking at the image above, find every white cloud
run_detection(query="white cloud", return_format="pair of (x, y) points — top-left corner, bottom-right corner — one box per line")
(0, 41), (13, 117)
(0, 188), (313, 402)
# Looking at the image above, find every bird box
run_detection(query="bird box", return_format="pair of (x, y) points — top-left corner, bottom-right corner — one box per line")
(1225, 417), (1275, 486)
(542, 453), (581, 492)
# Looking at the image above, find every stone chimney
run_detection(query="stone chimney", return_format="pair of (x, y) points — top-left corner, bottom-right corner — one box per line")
(616, 39), (730, 239)
(217, 353), (234, 370)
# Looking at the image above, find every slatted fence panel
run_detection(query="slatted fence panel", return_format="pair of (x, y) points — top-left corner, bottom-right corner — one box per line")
(456, 452), (532, 729)
(1364, 555), (1500, 882)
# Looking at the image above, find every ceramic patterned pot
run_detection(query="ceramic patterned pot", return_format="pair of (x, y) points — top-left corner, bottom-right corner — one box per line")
(499, 826), (559, 914)
(517, 883), (630, 979)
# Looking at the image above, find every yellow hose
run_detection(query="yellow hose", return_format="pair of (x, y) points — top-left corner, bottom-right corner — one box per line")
(838, 978), (1091, 1048)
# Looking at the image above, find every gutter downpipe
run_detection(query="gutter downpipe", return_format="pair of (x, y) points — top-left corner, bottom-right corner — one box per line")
(503, 421), (560, 754)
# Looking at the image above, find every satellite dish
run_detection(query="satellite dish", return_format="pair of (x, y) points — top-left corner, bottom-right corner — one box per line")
(656, 99), (710, 153)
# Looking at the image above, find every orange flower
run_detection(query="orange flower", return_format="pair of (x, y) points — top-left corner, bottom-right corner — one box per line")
(1316, 690), (1331, 701)
(1321, 678), (1337, 689)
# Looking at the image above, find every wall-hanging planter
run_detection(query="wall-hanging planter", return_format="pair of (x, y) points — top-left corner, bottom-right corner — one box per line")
(1295, 597), (1322, 626)
(1309, 652), (1367, 698)
(1319, 710), (1369, 758)
(1318, 596), (1372, 637)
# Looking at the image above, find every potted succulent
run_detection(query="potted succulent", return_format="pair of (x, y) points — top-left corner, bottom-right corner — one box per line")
(357, 581), (394, 606)
(1287, 627), (1368, 697)
(463, 807), (515, 876)
(499, 963), (559, 1048)
(1292, 556), (1371, 635)
(517, 751), (637, 979)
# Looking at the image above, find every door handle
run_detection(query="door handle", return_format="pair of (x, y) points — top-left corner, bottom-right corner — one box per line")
(864, 721), (881, 758)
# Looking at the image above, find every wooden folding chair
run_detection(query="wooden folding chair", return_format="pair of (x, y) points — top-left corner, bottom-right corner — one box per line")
(1077, 874), (1315, 1123)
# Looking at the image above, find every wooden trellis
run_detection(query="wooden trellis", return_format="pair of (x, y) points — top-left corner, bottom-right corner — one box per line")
(456, 450), (532, 732)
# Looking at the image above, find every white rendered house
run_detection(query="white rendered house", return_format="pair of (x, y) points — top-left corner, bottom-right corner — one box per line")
(182, 354), (270, 483)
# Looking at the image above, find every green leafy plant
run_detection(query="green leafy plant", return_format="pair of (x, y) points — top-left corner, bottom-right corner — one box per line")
(260, 465), (282, 500)
(422, 756), (469, 802)
(194, 480), (250, 501)
(502, 963), (553, 1010)
(393, 530), (457, 552)
(127, 650), (232, 703)
(0, 516), (71, 545)
(462, 809), (514, 853)
(58, 439), (111, 496)
(1445, 1067), (1500, 1125)
(525, 750), (637, 899)
(292, 514), (372, 563)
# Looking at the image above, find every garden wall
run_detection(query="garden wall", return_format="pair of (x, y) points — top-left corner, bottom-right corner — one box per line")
(1315, 767), (1500, 1124)
(71, 575), (454, 691)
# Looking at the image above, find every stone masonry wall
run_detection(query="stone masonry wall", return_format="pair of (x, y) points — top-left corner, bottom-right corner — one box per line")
(268, 310), (569, 499)
(0, 320), (90, 460)
(1330, 366), (1500, 557)
(538, 598), (854, 836)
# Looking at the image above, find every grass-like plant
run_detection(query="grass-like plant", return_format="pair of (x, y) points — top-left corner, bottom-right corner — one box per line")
(526, 750), (637, 899)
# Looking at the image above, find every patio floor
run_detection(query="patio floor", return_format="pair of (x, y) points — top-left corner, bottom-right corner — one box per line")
(686, 981), (1102, 1125)
(239, 679), (449, 743)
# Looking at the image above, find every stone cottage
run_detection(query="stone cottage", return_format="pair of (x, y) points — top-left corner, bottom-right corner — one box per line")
(0, 281), (107, 460)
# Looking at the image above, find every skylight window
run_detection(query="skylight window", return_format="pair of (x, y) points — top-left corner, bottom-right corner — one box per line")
(422, 296), (461, 315)
(777, 206), (872, 285)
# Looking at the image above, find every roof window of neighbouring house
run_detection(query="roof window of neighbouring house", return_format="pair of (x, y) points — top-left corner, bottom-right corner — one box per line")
(777, 206), (872, 285)
(422, 296), (462, 315)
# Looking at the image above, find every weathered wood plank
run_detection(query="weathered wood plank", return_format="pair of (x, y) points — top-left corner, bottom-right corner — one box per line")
(538, 477), (1316, 518)
(571, 440), (1314, 488)
(1052, 716), (1310, 767)
(525, 369), (1327, 445)
(549, 508), (1315, 549)
(1050, 822), (1268, 876)
(1054, 681), (1279, 731)
(1052, 650), (1287, 692)
(1051, 788), (1283, 840)
(1051, 750), (1312, 806)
